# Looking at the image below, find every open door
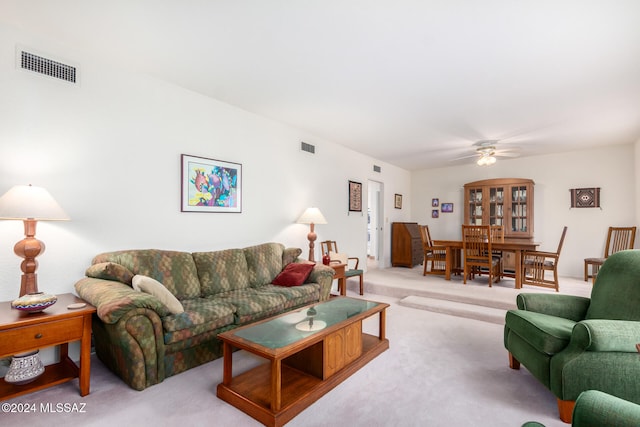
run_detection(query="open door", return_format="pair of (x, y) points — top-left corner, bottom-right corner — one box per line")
(368, 180), (384, 268)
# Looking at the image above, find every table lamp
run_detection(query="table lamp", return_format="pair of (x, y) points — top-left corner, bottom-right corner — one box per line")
(0, 184), (69, 297)
(296, 207), (327, 262)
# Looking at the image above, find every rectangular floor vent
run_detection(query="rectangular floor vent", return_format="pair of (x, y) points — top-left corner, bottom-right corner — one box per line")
(301, 142), (315, 154)
(373, 165), (382, 173)
(19, 49), (77, 83)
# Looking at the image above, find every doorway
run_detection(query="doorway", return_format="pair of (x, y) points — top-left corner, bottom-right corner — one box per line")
(367, 180), (384, 269)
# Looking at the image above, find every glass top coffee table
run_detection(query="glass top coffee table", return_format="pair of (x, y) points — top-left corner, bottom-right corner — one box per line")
(216, 297), (389, 427)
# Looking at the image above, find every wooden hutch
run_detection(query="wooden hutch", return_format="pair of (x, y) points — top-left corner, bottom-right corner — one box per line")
(464, 178), (535, 272)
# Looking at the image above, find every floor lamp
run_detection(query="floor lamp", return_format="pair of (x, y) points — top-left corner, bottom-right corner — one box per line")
(0, 184), (69, 384)
(296, 207), (327, 263)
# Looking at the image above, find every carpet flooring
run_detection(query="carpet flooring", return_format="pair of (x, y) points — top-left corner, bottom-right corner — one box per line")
(2, 267), (593, 426)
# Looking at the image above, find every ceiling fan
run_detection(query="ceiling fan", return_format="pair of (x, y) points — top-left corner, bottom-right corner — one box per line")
(454, 140), (521, 166)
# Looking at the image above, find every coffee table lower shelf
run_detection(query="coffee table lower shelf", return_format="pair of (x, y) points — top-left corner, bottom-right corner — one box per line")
(217, 333), (388, 427)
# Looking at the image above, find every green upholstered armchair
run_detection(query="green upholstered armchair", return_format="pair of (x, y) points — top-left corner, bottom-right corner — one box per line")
(522, 390), (640, 427)
(505, 250), (640, 423)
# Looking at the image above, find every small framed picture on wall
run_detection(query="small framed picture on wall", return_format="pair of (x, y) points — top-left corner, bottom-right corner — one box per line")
(432, 209), (439, 218)
(441, 203), (454, 213)
(432, 198), (439, 207)
(394, 194), (402, 209)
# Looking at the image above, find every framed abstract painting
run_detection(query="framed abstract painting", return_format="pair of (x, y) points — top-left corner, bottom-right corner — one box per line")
(181, 154), (242, 213)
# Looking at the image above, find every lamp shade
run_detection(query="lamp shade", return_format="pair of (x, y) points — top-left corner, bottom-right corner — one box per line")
(0, 185), (69, 221)
(296, 207), (327, 225)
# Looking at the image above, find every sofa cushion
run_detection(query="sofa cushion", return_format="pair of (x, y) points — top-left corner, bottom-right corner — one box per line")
(243, 243), (285, 287)
(162, 298), (235, 345)
(505, 310), (576, 355)
(193, 249), (251, 296)
(132, 275), (184, 314)
(215, 288), (288, 324)
(282, 247), (302, 266)
(272, 262), (315, 287)
(86, 262), (135, 285)
(92, 250), (201, 300)
(258, 284), (320, 309)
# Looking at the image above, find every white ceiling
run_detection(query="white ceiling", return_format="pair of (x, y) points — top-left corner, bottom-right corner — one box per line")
(3, 1), (640, 170)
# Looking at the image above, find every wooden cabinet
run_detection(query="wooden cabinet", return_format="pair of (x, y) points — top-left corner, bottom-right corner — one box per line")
(464, 178), (534, 239)
(391, 222), (423, 267)
(324, 321), (362, 378)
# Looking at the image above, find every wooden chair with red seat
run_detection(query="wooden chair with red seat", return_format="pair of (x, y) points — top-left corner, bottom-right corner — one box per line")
(584, 226), (636, 283)
(319, 240), (364, 295)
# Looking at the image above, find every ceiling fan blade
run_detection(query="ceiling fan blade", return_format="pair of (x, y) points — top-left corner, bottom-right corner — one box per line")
(449, 153), (478, 161)
(495, 152), (520, 158)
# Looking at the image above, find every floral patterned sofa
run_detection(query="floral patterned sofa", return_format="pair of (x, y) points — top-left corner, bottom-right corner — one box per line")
(74, 242), (334, 390)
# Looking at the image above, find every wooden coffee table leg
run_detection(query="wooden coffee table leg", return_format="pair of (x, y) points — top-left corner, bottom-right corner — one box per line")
(271, 359), (282, 411)
(222, 342), (233, 385)
(379, 308), (386, 341)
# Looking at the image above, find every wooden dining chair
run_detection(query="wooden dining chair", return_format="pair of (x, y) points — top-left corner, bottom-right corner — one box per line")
(522, 226), (568, 292)
(320, 240), (364, 295)
(418, 225), (447, 276)
(461, 225), (501, 286)
(584, 226), (636, 283)
(490, 225), (505, 277)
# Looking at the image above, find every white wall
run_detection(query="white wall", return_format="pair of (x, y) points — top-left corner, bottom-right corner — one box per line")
(411, 144), (636, 279)
(0, 23), (411, 303)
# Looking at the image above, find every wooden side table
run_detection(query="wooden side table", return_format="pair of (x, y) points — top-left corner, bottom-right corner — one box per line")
(0, 293), (96, 400)
(329, 262), (347, 296)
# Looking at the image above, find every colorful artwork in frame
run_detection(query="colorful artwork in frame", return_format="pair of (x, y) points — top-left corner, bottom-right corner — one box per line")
(441, 203), (454, 213)
(181, 154), (242, 213)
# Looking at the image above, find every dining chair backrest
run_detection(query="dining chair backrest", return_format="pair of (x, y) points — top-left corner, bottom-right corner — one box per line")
(419, 225), (434, 249)
(555, 226), (569, 256)
(320, 240), (338, 256)
(490, 225), (504, 243)
(462, 225), (492, 258)
(604, 227), (636, 258)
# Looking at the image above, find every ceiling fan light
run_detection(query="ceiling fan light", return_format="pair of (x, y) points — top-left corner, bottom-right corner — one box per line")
(477, 155), (496, 166)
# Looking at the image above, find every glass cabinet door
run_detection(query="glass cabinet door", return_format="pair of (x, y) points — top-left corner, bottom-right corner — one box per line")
(467, 187), (483, 225)
(489, 186), (504, 226)
(510, 185), (528, 234)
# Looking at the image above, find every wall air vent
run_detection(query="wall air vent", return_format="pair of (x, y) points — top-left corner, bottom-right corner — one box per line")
(18, 48), (77, 83)
(300, 142), (315, 154)
(373, 165), (382, 173)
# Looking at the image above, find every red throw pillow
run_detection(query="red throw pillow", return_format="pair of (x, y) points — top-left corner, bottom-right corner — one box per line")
(272, 262), (315, 287)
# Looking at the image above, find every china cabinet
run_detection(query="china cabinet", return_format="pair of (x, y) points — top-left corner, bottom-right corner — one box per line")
(463, 178), (534, 239)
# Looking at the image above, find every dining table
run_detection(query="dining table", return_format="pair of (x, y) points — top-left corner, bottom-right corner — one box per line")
(432, 238), (540, 289)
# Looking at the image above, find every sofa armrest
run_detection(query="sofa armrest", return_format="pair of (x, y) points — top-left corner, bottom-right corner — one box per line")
(571, 319), (640, 352)
(75, 277), (171, 324)
(573, 390), (640, 427)
(307, 263), (335, 301)
(517, 293), (591, 321)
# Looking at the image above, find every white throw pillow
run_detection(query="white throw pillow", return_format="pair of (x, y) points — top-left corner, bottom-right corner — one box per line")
(132, 274), (184, 314)
(329, 251), (349, 265)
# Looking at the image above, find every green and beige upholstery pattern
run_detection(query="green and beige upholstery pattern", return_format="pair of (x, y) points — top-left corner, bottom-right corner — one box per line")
(75, 242), (334, 390)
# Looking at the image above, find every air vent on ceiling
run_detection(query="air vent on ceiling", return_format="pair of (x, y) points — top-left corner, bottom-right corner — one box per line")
(18, 48), (77, 83)
(300, 142), (315, 154)
(373, 165), (382, 173)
